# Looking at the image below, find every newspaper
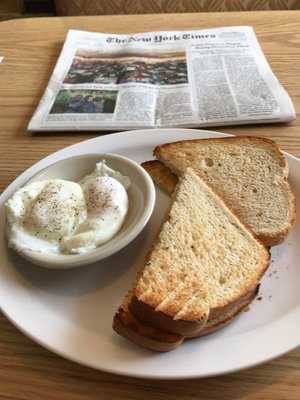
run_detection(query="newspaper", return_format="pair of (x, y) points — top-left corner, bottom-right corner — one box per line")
(28, 27), (295, 131)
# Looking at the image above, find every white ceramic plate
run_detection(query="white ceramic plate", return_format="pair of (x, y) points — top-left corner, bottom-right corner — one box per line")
(0, 128), (300, 379)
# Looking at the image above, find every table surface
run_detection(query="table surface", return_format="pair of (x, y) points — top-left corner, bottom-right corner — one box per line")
(0, 10), (300, 400)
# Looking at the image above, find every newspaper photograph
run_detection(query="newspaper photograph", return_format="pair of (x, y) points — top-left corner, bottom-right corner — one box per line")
(28, 27), (295, 131)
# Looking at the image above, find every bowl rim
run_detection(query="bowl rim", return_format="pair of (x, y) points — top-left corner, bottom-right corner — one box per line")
(9, 153), (156, 269)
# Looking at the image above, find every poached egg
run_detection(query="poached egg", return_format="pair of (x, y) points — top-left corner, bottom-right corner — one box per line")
(5, 161), (130, 255)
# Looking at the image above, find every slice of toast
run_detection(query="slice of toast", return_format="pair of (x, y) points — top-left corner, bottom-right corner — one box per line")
(113, 168), (269, 349)
(148, 136), (295, 246)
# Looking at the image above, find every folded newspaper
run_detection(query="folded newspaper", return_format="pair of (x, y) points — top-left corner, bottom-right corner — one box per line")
(28, 26), (295, 131)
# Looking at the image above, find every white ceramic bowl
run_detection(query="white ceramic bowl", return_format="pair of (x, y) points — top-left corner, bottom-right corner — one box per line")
(6, 153), (156, 269)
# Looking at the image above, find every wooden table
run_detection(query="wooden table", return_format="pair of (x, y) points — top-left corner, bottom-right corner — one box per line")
(0, 11), (300, 400)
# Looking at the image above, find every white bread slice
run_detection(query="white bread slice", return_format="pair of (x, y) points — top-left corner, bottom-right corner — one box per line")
(123, 168), (270, 337)
(153, 137), (296, 246)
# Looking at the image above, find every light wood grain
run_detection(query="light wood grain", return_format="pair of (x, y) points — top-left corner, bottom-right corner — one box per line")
(0, 11), (300, 400)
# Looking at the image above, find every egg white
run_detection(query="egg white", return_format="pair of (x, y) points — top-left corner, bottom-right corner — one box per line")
(5, 162), (130, 256)
(62, 176), (128, 254)
(6, 179), (86, 254)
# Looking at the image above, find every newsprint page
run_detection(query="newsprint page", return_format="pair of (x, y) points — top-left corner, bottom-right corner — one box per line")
(28, 26), (295, 131)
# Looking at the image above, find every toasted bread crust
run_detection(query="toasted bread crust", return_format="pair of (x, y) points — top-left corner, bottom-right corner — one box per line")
(188, 284), (259, 337)
(113, 286), (259, 351)
(142, 160), (178, 194)
(129, 295), (207, 336)
(142, 160), (177, 195)
(130, 278), (264, 337)
(113, 304), (183, 352)
(152, 136), (296, 247)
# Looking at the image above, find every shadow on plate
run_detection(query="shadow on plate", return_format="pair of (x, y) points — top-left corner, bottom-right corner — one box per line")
(8, 227), (148, 297)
